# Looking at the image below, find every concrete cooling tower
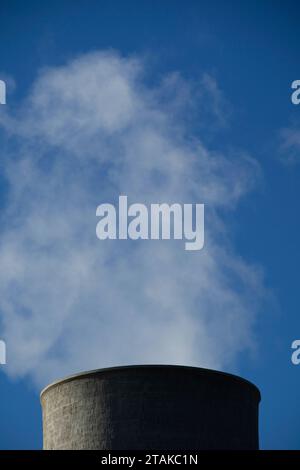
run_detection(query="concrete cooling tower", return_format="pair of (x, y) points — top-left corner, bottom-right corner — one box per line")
(40, 365), (261, 450)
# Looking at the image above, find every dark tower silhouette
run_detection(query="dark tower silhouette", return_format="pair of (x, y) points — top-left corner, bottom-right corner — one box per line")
(41, 365), (260, 450)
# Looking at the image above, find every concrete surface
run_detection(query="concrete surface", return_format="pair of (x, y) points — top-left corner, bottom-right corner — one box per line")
(40, 365), (261, 450)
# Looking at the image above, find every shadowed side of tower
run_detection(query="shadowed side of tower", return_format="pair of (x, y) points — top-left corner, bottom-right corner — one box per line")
(40, 365), (261, 450)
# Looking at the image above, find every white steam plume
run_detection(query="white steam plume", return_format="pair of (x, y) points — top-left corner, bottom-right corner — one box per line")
(0, 51), (264, 387)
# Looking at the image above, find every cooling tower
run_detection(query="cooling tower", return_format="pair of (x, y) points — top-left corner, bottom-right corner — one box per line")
(40, 365), (261, 450)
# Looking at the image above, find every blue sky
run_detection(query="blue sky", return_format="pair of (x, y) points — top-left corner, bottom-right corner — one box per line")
(0, 0), (300, 450)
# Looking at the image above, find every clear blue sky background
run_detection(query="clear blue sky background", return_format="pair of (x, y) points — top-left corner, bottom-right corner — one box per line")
(0, 0), (300, 449)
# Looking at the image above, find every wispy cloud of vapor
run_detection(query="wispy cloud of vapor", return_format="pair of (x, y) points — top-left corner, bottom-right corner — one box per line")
(280, 126), (300, 163)
(0, 51), (264, 387)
